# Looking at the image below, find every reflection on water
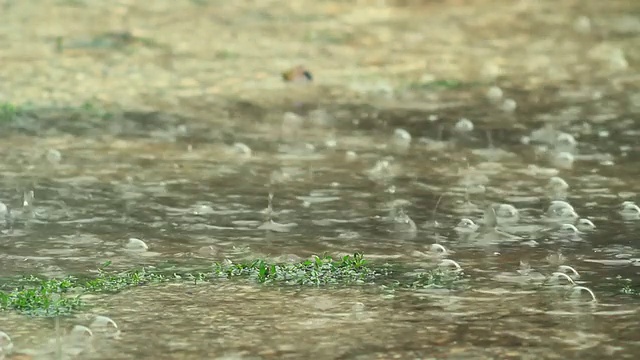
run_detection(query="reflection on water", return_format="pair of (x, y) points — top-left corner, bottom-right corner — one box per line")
(1, 0), (640, 359)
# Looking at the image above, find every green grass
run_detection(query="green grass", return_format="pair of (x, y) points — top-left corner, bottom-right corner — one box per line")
(0, 102), (21, 122)
(0, 254), (465, 317)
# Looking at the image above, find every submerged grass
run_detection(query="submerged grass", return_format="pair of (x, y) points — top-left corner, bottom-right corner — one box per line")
(0, 254), (465, 316)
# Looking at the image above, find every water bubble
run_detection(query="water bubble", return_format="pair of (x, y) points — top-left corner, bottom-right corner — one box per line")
(546, 252), (567, 266)
(494, 203), (519, 225)
(551, 151), (574, 169)
(281, 112), (304, 136)
(548, 176), (569, 191)
(392, 210), (417, 234)
(46, 149), (62, 164)
(0, 331), (12, 354)
(454, 118), (474, 133)
(390, 128), (412, 153)
(557, 265), (580, 280)
(546, 272), (576, 286)
(231, 142), (252, 158)
(90, 316), (119, 337)
(557, 223), (579, 234)
(345, 151), (358, 162)
(125, 238), (148, 251)
(439, 259), (462, 271)
(429, 244), (448, 256)
(576, 218), (596, 231)
(70, 325), (93, 338)
(546, 201), (579, 221)
(567, 286), (597, 302)
(486, 86), (503, 103)
(619, 201), (640, 219)
(500, 98), (517, 113)
(455, 218), (478, 233)
(574, 16), (591, 33)
(554, 132), (577, 152)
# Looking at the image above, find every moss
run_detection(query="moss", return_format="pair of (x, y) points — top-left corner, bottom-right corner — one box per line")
(0, 254), (465, 317)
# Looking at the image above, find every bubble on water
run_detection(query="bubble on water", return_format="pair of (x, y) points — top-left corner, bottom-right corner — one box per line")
(257, 220), (298, 232)
(546, 252), (567, 266)
(429, 243), (448, 256)
(500, 98), (517, 113)
(546, 201), (579, 221)
(345, 151), (358, 162)
(557, 265), (580, 280)
(548, 176), (569, 191)
(390, 128), (412, 153)
(546, 272), (576, 286)
(619, 201), (640, 219)
(308, 109), (334, 127)
(90, 316), (119, 338)
(281, 112), (304, 136)
(0, 331), (12, 354)
(70, 325), (93, 338)
(231, 142), (252, 158)
(366, 157), (397, 182)
(551, 151), (574, 169)
(554, 132), (577, 152)
(455, 218), (478, 233)
(494, 204), (519, 225)
(573, 15), (591, 33)
(608, 48), (628, 71)
(454, 118), (474, 133)
(576, 218), (596, 231)
(486, 86), (503, 103)
(557, 223), (579, 234)
(567, 286), (597, 302)
(125, 238), (148, 251)
(439, 259), (462, 271)
(46, 149), (62, 164)
(393, 210), (417, 234)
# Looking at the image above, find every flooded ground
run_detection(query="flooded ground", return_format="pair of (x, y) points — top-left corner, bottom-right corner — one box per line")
(1, 0), (640, 359)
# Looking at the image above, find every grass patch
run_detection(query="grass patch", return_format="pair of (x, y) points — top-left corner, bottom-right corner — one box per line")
(0, 102), (21, 122)
(0, 254), (465, 317)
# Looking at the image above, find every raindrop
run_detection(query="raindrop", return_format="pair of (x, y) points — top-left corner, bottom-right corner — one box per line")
(554, 132), (577, 153)
(551, 151), (574, 169)
(486, 86), (503, 103)
(545, 272), (576, 286)
(429, 244), (448, 256)
(23, 190), (34, 208)
(281, 112), (304, 136)
(345, 151), (358, 162)
(557, 265), (580, 280)
(567, 286), (597, 302)
(0, 331), (12, 354)
(494, 203), (519, 225)
(500, 98), (517, 113)
(517, 261), (532, 276)
(576, 218), (596, 231)
(455, 218), (478, 233)
(46, 149), (62, 164)
(438, 259), (462, 271)
(90, 316), (119, 337)
(545, 201), (578, 221)
(546, 252), (566, 266)
(557, 223), (580, 235)
(366, 157), (397, 182)
(392, 210), (417, 234)
(619, 201), (640, 219)
(390, 128), (412, 153)
(548, 176), (569, 192)
(454, 118), (474, 133)
(231, 142), (252, 158)
(125, 238), (148, 251)
(574, 16), (591, 33)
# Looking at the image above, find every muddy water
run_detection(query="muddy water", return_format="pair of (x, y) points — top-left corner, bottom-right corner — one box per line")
(1, 0), (640, 359)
